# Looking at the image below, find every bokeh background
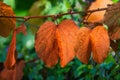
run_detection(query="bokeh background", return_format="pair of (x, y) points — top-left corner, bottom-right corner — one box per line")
(0, 0), (120, 80)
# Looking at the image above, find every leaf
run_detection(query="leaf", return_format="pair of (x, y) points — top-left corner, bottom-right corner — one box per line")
(109, 27), (120, 40)
(15, 24), (27, 35)
(104, 2), (120, 40)
(86, 0), (112, 23)
(1, 60), (25, 80)
(28, 0), (46, 34)
(35, 20), (79, 67)
(0, 2), (16, 37)
(4, 30), (17, 70)
(56, 20), (79, 67)
(75, 27), (91, 64)
(90, 26), (110, 63)
(35, 21), (59, 67)
(12, 60), (25, 80)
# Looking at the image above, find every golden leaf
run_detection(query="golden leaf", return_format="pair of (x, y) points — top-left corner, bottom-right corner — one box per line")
(75, 27), (91, 64)
(35, 21), (59, 67)
(56, 20), (79, 67)
(4, 30), (17, 70)
(0, 2), (16, 37)
(90, 26), (110, 63)
(86, 0), (112, 23)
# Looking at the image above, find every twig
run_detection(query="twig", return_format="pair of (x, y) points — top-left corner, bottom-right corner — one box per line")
(0, 7), (108, 22)
(25, 57), (39, 64)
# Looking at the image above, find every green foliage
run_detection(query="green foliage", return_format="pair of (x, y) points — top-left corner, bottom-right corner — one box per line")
(0, 0), (120, 80)
(112, 0), (119, 3)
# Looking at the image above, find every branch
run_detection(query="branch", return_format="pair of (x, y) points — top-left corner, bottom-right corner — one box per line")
(0, 7), (108, 22)
(25, 57), (39, 64)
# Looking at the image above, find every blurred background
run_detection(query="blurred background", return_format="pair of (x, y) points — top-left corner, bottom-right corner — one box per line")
(0, 0), (120, 80)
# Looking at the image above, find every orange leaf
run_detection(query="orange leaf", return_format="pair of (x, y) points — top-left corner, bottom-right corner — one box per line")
(109, 27), (120, 40)
(15, 24), (27, 35)
(0, 2), (16, 37)
(75, 27), (91, 64)
(13, 60), (25, 80)
(1, 60), (25, 80)
(4, 30), (17, 69)
(35, 21), (59, 67)
(56, 20), (79, 67)
(90, 26), (110, 63)
(86, 0), (112, 23)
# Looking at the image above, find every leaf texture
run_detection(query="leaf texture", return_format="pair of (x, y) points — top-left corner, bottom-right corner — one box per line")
(86, 0), (112, 23)
(0, 2), (16, 37)
(75, 27), (91, 64)
(104, 2), (120, 40)
(35, 21), (59, 67)
(90, 26), (110, 63)
(4, 30), (17, 70)
(56, 20), (79, 67)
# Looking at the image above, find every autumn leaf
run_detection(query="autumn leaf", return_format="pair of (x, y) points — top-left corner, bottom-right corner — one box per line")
(15, 24), (27, 35)
(56, 20), (79, 67)
(0, 2), (16, 37)
(4, 24), (27, 69)
(1, 60), (25, 80)
(109, 27), (120, 40)
(90, 26), (110, 63)
(12, 60), (25, 80)
(104, 2), (120, 40)
(35, 21), (59, 67)
(75, 27), (91, 64)
(35, 20), (79, 67)
(86, 0), (112, 23)
(4, 30), (17, 70)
